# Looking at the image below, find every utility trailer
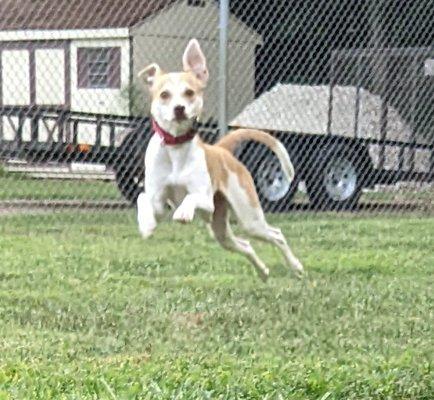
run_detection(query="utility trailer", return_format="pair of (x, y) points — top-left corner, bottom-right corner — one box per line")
(0, 106), (150, 201)
(0, 106), (218, 202)
(230, 47), (434, 210)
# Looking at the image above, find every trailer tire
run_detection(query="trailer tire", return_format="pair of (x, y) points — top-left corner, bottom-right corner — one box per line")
(237, 143), (299, 212)
(113, 127), (149, 204)
(305, 142), (369, 210)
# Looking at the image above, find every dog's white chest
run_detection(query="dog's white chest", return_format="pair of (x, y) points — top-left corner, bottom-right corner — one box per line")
(165, 152), (194, 186)
(145, 135), (211, 193)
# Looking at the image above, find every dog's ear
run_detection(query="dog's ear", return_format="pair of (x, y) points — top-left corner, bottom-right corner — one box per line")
(182, 39), (209, 84)
(138, 63), (162, 88)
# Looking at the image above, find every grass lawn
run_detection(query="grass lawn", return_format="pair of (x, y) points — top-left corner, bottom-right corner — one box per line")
(292, 186), (434, 207)
(1, 171), (433, 209)
(0, 211), (433, 399)
(0, 175), (123, 202)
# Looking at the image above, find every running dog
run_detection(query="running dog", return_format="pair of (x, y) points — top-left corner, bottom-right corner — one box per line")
(137, 39), (304, 281)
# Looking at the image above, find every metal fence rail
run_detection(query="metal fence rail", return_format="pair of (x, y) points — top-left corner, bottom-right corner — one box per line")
(0, 0), (433, 215)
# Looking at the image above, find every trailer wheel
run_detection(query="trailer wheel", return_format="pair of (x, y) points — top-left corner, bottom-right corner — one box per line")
(113, 127), (149, 204)
(251, 148), (299, 212)
(305, 143), (368, 210)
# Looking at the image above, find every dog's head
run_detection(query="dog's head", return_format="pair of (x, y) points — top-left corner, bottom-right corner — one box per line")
(138, 39), (209, 135)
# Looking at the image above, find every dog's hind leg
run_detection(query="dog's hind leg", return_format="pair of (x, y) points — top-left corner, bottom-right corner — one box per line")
(250, 223), (304, 278)
(240, 214), (304, 277)
(226, 177), (304, 278)
(236, 207), (304, 277)
(211, 192), (269, 281)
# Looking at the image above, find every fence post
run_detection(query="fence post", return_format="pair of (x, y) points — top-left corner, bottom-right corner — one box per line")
(218, 0), (229, 137)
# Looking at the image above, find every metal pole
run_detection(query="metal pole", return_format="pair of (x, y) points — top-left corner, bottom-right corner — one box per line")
(218, 0), (229, 137)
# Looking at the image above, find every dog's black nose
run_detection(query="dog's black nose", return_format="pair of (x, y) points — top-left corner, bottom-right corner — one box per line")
(174, 105), (186, 120)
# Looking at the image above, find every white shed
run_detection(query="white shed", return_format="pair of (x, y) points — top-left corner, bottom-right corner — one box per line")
(0, 0), (261, 120)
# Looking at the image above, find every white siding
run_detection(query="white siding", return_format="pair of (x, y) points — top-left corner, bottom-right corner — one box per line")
(1, 49), (30, 105)
(35, 48), (65, 105)
(70, 38), (130, 115)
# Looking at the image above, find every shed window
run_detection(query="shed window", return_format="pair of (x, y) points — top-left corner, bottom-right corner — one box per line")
(77, 47), (121, 89)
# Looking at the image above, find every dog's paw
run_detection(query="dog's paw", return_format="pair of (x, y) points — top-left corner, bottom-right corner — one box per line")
(173, 204), (195, 224)
(258, 267), (270, 282)
(138, 218), (156, 239)
(139, 225), (155, 239)
(292, 260), (305, 279)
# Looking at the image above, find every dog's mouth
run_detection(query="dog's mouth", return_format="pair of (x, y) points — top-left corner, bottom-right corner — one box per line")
(172, 115), (197, 126)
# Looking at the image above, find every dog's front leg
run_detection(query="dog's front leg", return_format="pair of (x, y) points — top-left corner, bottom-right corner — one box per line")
(137, 192), (156, 238)
(137, 191), (167, 239)
(173, 193), (214, 224)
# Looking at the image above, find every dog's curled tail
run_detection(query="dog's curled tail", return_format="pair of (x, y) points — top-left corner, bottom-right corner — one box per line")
(216, 128), (295, 183)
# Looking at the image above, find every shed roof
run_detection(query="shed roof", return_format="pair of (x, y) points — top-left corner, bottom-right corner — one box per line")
(0, 0), (177, 30)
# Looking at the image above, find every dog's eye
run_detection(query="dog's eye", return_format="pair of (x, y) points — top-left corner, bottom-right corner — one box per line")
(184, 89), (195, 98)
(160, 91), (171, 100)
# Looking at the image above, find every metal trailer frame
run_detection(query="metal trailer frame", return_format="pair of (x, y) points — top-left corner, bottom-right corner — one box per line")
(325, 46), (434, 184)
(229, 47), (434, 210)
(0, 106), (148, 166)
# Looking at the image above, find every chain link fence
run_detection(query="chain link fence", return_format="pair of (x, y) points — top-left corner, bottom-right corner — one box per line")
(0, 0), (433, 216)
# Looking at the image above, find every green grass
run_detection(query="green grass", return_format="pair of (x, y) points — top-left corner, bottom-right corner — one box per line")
(0, 175), (123, 201)
(362, 187), (434, 205)
(292, 186), (434, 206)
(1, 172), (433, 208)
(0, 211), (433, 399)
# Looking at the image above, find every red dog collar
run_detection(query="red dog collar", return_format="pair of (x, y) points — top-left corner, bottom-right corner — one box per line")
(152, 119), (196, 146)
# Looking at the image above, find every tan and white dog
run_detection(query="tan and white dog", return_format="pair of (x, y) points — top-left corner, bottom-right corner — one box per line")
(137, 39), (304, 281)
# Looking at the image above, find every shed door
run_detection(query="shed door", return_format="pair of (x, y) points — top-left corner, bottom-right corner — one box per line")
(1, 47), (66, 107)
(35, 48), (66, 106)
(1, 49), (31, 105)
